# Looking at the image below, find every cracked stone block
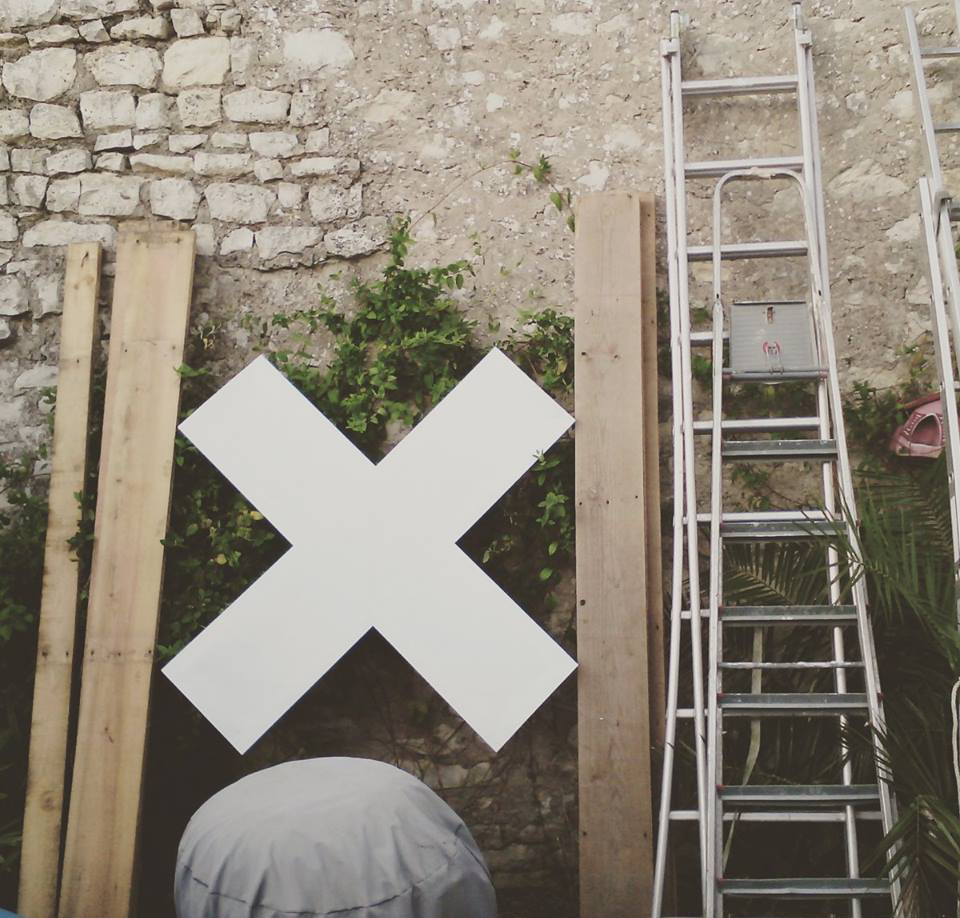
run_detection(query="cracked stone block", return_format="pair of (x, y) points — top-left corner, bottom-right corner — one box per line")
(78, 172), (143, 215)
(34, 274), (60, 315)
(220, 226), (253, 254)
(11, 148), (49, 172)
(12, 174), (48, 206)
(2, 49), (77, 101)
(277, 182), (302, 209)
(0, 213), (18, 242)
(87, 43), (161, 89)
(60, 0), (139, 18)
(171, 8), (204, 37)
(250, 131), (298, 158)
(0, 276), (28, 315)
(94, 152), (125, 171)
(163, 37), (230, 88)
(129, 153), (191, 173)
(177, 88), (221, 128)
(211, 132), (246, 149)
(136, 93), (172, 130)
(193, 152), (250, 177)
(46, 148), (91, 173)
(14, 364), (57, 388)
(110, 15), (171, 40)
(23, 220), (116, 248)
(80, 90), (136, 129)
(149, 177), (200, 219)
(290, 156), (359, 178)
(30, 103), (82, 139)
(26, 24), (80, 47)
(223, 88), (291, 124)
(0, 110), (30, 141)
(308, 182), (362, 223)
(169, 133), (206, 153)
(46, 175), (81, 212)
(0, 0), (59, 30)
(78, 18), (109, 42)
(94, 129), (133, 151)
(255, 225), (322, 259)
(324, 218), (385, 259)
(253, 159), (282, 182)
(205, 182), (275, 223)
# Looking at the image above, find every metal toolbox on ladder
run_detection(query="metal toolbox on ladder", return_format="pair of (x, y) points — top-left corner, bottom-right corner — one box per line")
(729, 300), (817, 375)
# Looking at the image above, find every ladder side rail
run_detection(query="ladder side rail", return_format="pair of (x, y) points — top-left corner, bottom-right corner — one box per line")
(792, 12), (864, 914)
(651, 36), (694, 918)
(705, 172), (730, 918)
(905, 7), (946, 195)
(668, 12), (710, 898)
(936, 197), (960, 373)
(921, 179), (960, 627)
(791, 34), (901, 905)
(792, 4), (899, 849)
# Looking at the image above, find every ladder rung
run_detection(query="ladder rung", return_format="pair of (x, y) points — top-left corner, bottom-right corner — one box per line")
(720, 660), (863, 670)
(684, 154), (804, 178)
(694, 509), (838, 541)
(921, 46), (960, 59)
(719, 877), (889, 898)
(680, 74), (799, 97)
(724, 368), (826, 382)
(719, 692), (869, 716)
(676, 707), (705, 719)
(935, 122), (960, 134)
(688, 240), (808, 261)
(722, 439), (837, 460)
(690, 330), (729, 347)
(694, 416), (821, 434)
(671, 808), (880, 822)
(699, 509), (829, 523)
(722, 605), (856, 626)
(720, 784), (879, 807)
(721, 519), (838, 540)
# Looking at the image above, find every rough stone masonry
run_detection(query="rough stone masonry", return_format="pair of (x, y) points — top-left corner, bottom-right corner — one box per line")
(0, 0), (955, 909)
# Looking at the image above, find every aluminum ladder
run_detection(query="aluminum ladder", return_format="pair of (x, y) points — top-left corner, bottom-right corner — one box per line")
(654, 5), (900, 916)
(905, 1), (960, 623)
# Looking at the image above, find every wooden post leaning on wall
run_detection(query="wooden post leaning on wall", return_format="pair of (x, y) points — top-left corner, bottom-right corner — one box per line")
(58, 224), (195, 918)
(640, 195), (665, 756)
(575, 192), (659, 916)
(18, 244), (102, 918)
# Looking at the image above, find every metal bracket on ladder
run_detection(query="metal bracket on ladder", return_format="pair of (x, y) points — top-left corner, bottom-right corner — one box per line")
(653, 4), (900, 917)
(905, 1), (960, 624)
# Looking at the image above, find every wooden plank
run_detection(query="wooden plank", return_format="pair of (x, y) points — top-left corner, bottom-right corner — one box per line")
(575, 192), (654, 916)
(58, 225), (195, 918)
(639, 194), (666, 755)
(18, 244), (102, 918)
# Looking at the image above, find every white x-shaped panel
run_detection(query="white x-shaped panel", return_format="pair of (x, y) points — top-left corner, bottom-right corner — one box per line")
(162, 349), (577, 753)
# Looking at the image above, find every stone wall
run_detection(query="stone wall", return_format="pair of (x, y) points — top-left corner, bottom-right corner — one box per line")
(0, 0), (954, 912)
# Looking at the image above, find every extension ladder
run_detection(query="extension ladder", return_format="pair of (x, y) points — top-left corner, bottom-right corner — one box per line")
(905, 1), (960, 621)
(654, 5), (899, 916)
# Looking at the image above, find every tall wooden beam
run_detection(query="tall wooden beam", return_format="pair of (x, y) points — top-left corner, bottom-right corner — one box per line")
(575, 192), (657, 916)
(640, 195), (666, 755)
(58, 224), (195, 918)
(19, 244), (102, 918)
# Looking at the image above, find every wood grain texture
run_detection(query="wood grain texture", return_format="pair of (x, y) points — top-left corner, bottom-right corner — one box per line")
(18, 244), (102, 918)
(58, 225), (195, 918)
(575, 193), (655, 916)
(640, 194), (665, 754)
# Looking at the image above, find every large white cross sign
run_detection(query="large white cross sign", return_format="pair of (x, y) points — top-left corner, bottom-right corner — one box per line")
(163, 349), (577, 753)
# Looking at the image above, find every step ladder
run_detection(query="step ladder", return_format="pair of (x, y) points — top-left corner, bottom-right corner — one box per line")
(654, 5), (900, 917)
(905, 1), (960, 622)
